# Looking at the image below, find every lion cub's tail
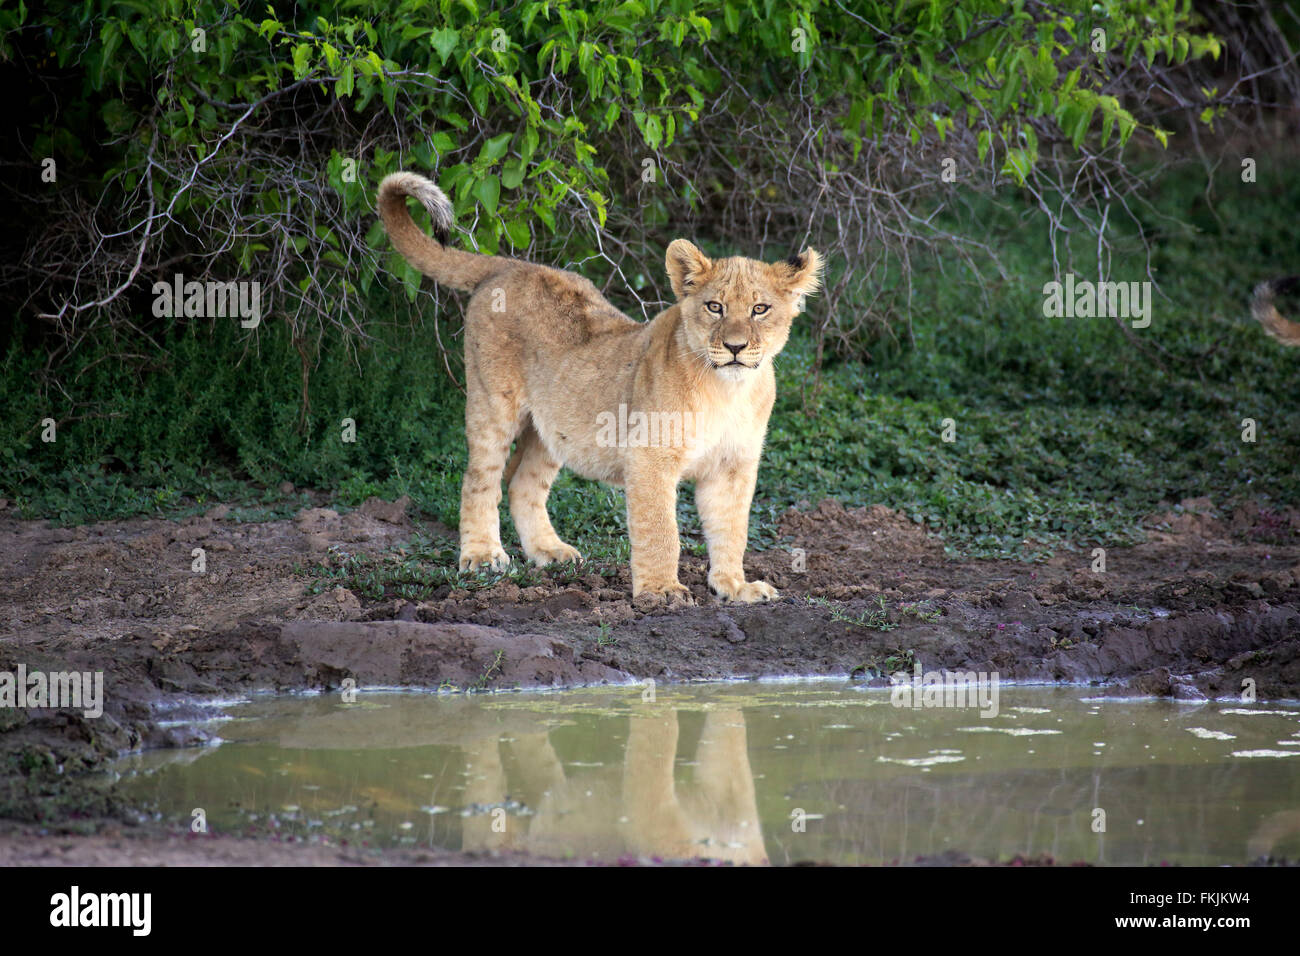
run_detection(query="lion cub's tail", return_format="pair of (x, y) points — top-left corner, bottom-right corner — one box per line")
(377, 171), (501, 292)
(1251, 276), (1300, 346)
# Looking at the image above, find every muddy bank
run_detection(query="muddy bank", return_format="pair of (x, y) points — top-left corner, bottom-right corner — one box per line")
(1, 494), (1299, 861)
(0, 831), (1145, 867)
(0, 831), (584, 866)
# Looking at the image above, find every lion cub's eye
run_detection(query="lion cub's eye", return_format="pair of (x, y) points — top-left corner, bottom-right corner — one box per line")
(752, 304), (770, 316)
(705, 301), (723, 314)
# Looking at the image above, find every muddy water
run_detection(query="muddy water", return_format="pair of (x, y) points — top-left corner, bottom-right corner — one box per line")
(108, 684), (1300, 865)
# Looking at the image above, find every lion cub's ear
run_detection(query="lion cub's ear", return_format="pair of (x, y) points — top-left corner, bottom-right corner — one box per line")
(774, 248), (824, 301)
(666, 239), (713, 299)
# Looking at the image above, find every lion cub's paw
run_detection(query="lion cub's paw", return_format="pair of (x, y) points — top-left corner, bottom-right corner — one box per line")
(632, 581), (695, 611)
(527, 542), (583, 567)
(709, 573), (779, 604)
(458, 546), (511, 572)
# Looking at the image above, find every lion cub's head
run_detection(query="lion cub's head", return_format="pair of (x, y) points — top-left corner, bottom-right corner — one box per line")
(666, 239), (823, 381)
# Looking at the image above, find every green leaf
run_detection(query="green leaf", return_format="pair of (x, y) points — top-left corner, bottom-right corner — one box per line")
(439, 110), (469, 131)
(431, 28), (459, 65)
(635, 111), (663, 151)
(470, 81), (490, 116)
(1070, 105), (1092, 148)
(521, 124), (539, 162)
(335, 61), (354, 98)
(1000, 147), (1033, 186)
(995, 71), (1021, 115)
(504, 217), (530, 248)
(401, 259), (421, 302)
(292, 43), (312, 80)
(1117, 112), (1136, 146)
(473, 174), (501, 214)
(533, 201), (556, 232)
(96, 21), (122, 89)
(501, 158), (526, 189)
(585, 190), (607, 228)
(480, 132), (512, 163)
(724, 2), (740, 33)
(475, 222), (500, 255)
(521, 2), (544, 33)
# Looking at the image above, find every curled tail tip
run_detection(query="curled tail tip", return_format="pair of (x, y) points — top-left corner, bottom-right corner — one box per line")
(379, 170), (453, 242)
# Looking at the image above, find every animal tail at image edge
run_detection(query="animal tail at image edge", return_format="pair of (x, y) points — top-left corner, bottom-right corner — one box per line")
(1251, 275), (1300, 346)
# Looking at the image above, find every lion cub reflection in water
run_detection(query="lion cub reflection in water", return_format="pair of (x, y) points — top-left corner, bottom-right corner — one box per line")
(379, 171), (822, 606)
(460, 708), (767, 864)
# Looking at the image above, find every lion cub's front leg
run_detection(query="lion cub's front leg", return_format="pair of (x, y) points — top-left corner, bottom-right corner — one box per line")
(626, 453), (693, 607)
(696, 457), (777, 604)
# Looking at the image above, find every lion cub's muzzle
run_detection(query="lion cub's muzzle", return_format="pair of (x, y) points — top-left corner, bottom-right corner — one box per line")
(710, 340), (761, 370)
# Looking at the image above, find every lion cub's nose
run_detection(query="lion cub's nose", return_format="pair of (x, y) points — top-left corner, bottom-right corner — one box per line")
(724, 340), (748, 356)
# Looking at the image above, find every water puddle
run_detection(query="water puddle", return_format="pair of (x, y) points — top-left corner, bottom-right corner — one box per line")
(107, 684), (1300, 865)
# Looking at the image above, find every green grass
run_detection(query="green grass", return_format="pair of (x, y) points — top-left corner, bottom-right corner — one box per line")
(302, 532), (596, 600)
(809, 595), (899, 631)
(3, 152), (1297, 565)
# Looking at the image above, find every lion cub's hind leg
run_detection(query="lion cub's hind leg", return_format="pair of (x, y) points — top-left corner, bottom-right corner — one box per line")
(457, 385), (520, 572)
(506, 422), (582, 567)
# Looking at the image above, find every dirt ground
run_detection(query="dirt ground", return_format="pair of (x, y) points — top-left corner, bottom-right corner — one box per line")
(2, 493), (1299, 865)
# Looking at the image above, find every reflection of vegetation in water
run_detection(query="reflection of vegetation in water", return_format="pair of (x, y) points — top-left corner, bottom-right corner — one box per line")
(108, 687), (1300, 865)
(848, 651), (916, 681)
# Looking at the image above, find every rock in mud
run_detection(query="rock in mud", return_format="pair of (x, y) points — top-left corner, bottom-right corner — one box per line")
(355, 495), (411, 524)
(715, 613), (747, 643)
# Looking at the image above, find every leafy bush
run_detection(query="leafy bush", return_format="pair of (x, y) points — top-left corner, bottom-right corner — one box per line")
(3, 0), (1259, 398)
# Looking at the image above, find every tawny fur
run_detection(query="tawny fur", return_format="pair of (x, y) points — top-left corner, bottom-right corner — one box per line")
(459, 709), (765, 863)
(377, 170), (823, 604)
(1251, 276), (1300, 346)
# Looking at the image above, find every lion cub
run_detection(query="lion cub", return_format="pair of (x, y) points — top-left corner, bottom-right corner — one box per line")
(378, 171), (822, 605)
